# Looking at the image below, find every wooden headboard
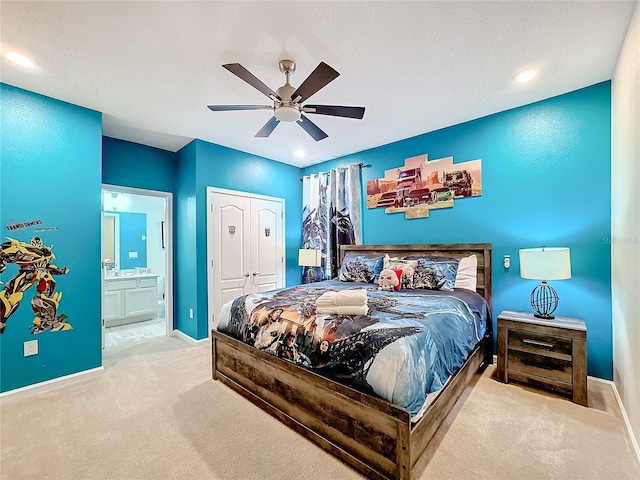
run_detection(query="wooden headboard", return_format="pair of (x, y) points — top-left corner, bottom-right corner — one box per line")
(340, 243), (493, 311)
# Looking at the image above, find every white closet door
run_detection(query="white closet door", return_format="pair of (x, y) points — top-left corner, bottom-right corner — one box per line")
(250, 198), (284, 293)
(210, 192), (252, 326)
(207, 188), (286, 332)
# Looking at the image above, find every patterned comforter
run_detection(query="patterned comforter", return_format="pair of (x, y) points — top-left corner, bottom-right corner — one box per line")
(214, 280), (488, 421)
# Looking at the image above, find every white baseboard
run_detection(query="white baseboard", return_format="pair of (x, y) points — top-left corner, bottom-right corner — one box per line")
(1, 332), (206, 402)
(492, 354), (639, 464)
(589, 376), (640, 464)
(0, 366), (104, 404)
(171, 328), (209, 346)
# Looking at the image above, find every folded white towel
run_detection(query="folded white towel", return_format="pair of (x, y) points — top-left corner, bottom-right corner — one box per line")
(316, 305), (369, 316)
(315, 289), (368, 307)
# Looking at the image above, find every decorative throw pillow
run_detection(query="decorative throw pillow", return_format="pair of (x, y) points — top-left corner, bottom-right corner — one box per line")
(402, 256), (460, 291)
(377, 268), (399, 291)
(383, 255), (417, 290)
(392, 269), (404, 290)
(338, 253), (384, 283)
(454, 254), (478, 291)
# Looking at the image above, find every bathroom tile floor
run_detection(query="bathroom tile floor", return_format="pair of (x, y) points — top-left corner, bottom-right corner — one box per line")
(104, 317), (166, 348)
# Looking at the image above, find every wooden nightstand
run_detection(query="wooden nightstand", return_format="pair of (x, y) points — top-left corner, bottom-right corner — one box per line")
(497, 310), (587, 406)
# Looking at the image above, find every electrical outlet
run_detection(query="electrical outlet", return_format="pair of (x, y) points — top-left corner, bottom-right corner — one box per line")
(504, 255), (511, 269)
(189, 308), (194, 319)
(24, 339), (38, 357)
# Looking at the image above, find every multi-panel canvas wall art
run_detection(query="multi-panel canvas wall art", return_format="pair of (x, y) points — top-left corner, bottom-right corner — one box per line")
(366, 154), (482, 219)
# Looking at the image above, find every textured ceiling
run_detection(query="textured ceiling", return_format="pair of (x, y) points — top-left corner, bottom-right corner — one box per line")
(0, 1), (635, 167)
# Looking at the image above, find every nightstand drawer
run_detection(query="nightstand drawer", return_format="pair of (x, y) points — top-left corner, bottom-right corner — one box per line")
(508, 329), (572, 359)
(508, 350), (572, 384)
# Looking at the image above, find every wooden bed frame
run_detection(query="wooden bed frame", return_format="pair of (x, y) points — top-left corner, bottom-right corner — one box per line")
(211, 243), (493, 480)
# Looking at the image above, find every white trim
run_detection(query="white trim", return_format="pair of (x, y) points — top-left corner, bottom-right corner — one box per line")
(101, 184), (174, 344)
(206, 185), (285, 203)
(589, 376), (640, 464)
(0, 366), (104, 403)
(172, 328), (209, 346)
(101, 197), (105, 349)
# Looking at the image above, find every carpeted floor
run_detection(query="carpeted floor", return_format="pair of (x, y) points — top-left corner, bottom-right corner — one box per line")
(1, 335), (638, 480)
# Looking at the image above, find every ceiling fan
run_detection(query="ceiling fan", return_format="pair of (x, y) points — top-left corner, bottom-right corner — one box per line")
(207, 59), (365, 141)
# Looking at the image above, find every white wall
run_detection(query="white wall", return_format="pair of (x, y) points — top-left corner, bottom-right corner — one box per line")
(103, 191), (166, 300)
(612, 0), (640, 453)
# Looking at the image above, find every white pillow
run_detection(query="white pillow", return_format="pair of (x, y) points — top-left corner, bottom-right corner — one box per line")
(454, 254), (478, 291)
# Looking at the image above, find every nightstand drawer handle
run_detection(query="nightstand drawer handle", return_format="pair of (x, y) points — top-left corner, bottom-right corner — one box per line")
(522, 338), (555, 349)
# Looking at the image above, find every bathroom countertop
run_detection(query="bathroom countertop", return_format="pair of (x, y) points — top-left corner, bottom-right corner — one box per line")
(104, 273), (160, 280)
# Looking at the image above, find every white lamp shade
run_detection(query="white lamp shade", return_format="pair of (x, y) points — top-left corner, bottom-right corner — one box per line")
(298, 248), (322, 267)
(519, 247), (571, 281)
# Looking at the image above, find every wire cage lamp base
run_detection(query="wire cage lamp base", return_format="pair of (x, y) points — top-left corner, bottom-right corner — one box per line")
(530, 281), (559, 319)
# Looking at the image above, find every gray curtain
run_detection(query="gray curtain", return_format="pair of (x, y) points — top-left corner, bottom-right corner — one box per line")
(301, 164), (362, 283)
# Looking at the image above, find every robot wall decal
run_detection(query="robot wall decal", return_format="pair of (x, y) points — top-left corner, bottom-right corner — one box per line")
(0, 236), (71, 334)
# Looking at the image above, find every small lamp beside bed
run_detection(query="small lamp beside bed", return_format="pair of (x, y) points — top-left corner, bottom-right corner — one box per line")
(519, 246), (571, 319)
(298, 248), (322, 267)
(298, 248), (322, 283)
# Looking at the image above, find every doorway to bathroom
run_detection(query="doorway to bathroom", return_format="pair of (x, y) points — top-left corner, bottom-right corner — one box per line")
(100, 185), (173, 350)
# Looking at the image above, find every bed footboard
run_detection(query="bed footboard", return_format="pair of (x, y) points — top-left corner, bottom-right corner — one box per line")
(212, 329), (491, 480)
(212, 329), (412, 480)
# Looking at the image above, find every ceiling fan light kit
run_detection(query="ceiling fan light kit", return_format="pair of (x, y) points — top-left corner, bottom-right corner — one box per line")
(208, 59), (365, 141)
(274, 106), (301, 122)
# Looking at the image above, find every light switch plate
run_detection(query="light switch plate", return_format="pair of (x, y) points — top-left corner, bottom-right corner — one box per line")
(24, 339), (38, 356)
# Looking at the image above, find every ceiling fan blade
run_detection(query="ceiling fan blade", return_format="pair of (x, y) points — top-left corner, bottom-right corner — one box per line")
(297, 114), (328, 141)
(255, 116), (280, 138)
(290, 62), (340, 103)
(222, 63), (281, 101)
(207, 105), (272, 112)
(302, 105), (365, 119)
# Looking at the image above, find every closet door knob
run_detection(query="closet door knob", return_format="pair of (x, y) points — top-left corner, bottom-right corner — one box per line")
(243, 273), (250, 277)
(252, 272), (262, 276)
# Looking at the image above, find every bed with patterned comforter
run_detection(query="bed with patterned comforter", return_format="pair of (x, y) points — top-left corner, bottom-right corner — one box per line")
(215, 279), (488, 421)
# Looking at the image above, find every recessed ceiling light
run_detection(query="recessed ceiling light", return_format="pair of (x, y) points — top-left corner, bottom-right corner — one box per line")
(514, 69), (537, 83)
(6, 51), (35, 68)
(294, 148), (306, 158)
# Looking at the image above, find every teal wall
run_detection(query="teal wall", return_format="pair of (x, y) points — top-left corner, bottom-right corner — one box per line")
(102, 137), (176, 192)
(303, 82), (613, 379)
(172, 139), (303, 340)
(0, 84), (103, 392)
(103, 137), (303, 341)
(194, 140), (302, 291)
(2, 79), (613, 393)
(115, 212), (147, 269)
(101, 135), (303, 341)
(102, 136), (177, 334)
(174, 141), (198, 338)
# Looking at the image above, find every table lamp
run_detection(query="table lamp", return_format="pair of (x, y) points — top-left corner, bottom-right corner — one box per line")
(299, 248), (322, 284)
(298, 249), (322, 268)
(519, 246), (571, 319)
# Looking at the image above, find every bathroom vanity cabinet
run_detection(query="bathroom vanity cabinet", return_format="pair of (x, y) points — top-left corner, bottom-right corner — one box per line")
(103, 273), (159, 327)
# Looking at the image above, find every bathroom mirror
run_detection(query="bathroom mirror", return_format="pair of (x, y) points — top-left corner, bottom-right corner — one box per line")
(103, 211), (147, 270)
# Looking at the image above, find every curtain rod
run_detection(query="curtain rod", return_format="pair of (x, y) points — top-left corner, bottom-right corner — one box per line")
(299, 163), (370, 182)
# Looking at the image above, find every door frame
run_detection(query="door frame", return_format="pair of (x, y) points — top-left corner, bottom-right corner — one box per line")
(101, 184), (174, 349)
(206, 186), (286, 336)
